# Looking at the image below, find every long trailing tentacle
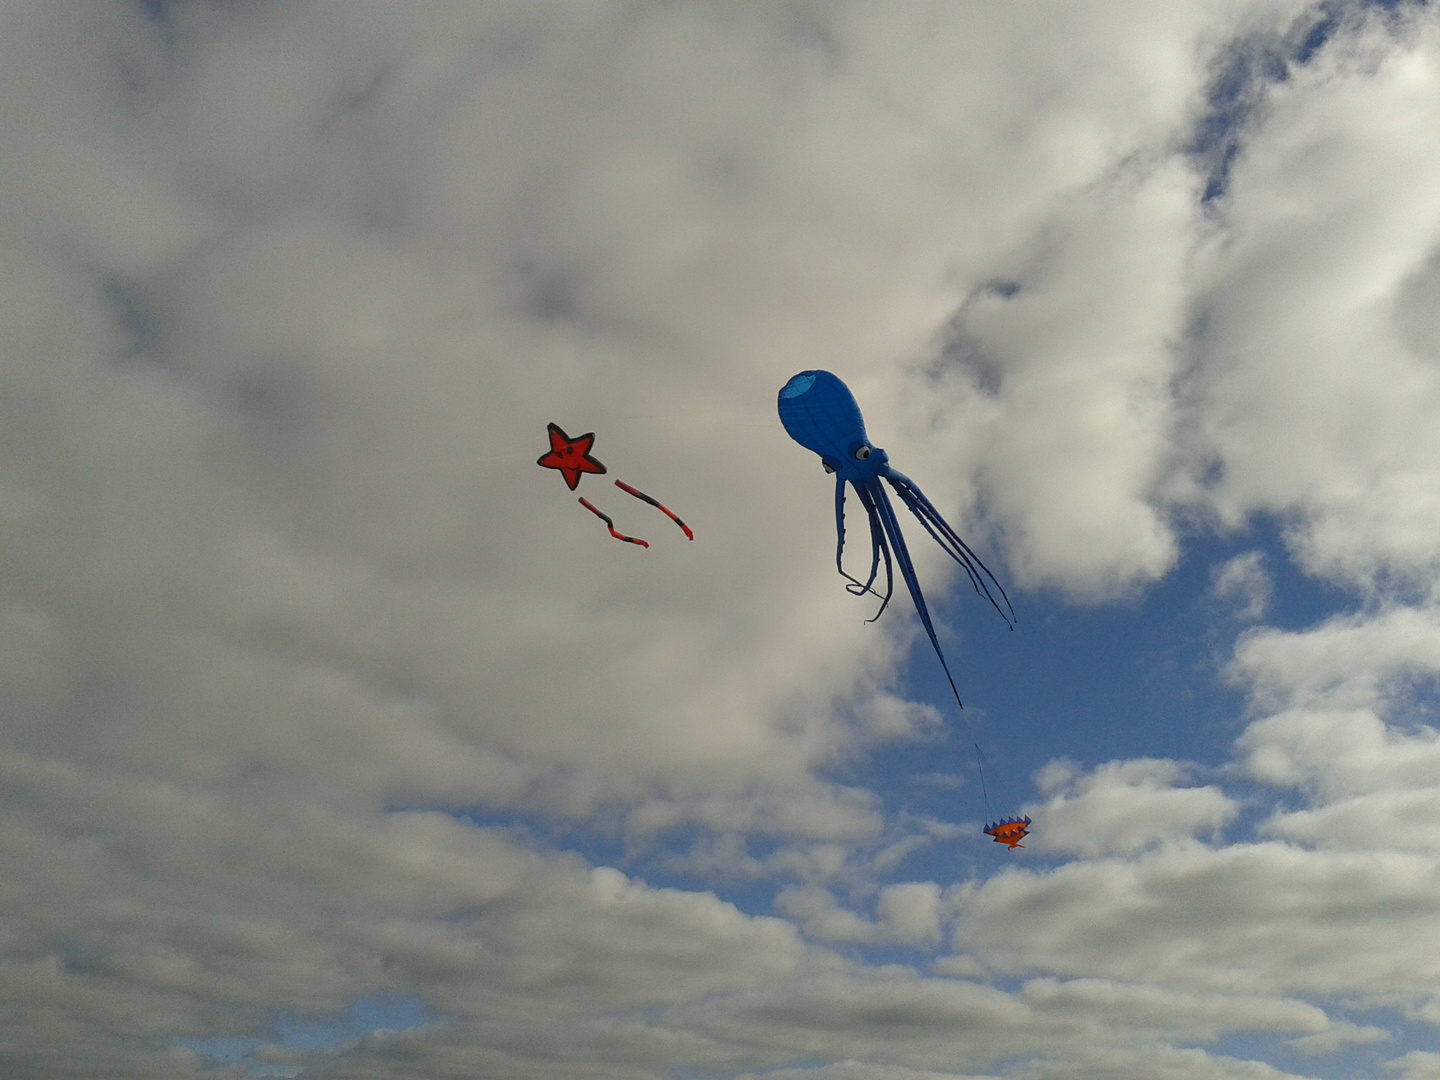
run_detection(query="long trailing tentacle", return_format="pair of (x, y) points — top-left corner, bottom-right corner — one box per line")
(884, 469), (1015, 629)
(850, 482), (894, 622)
(834, 476), (886, 603)
(869, 479), (966, 709)
(833, 475), (855, 587)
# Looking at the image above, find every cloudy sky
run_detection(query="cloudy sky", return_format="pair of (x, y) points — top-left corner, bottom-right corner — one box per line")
(6, 1), (1440, 1077)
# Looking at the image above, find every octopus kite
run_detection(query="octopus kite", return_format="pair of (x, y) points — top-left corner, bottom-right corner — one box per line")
(537, 422), (692, 547)
(777, 370), (1013, 705)
(778, 370), (1026, 848)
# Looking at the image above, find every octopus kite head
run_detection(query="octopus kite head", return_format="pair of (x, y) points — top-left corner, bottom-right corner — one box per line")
(778, 370), (889, 482)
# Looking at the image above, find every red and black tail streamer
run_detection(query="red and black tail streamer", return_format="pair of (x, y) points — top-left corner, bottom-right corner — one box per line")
(615, 480), (693, 540)
(578, 498), (649, 547)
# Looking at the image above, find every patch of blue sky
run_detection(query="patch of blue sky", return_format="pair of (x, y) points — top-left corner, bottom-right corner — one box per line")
(172, 1034), (264, 1065)
(172, 993), (443, 1077)
(896, 516), (1357, 788)
(1210, 1016), (1401, 1080)
(274, 992), (436, 1052)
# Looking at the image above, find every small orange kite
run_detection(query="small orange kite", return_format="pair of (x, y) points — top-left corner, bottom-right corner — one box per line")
(984, 816), (1031, 850)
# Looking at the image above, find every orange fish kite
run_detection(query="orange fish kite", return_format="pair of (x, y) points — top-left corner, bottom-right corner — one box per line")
(984, 816), (1031, 850)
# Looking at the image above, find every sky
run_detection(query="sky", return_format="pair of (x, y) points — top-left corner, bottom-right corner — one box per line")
(5, 1), (1440, 1077)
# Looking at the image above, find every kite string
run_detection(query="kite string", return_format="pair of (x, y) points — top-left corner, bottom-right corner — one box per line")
(974, 742), (994, 825)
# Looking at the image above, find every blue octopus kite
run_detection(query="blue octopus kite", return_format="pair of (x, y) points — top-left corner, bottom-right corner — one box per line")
(777, 370), (1014, 709)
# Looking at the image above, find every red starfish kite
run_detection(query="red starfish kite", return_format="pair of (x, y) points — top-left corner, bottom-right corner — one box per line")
(537, 422), (607, 490)
(536, 422), (693, 547)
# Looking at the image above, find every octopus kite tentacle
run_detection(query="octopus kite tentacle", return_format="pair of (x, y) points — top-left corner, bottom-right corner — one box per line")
(833, 475), (859, 591)
(847, 480), (893, 616)
(885, 470), (1014, 629)
(868, 473), (969, 709)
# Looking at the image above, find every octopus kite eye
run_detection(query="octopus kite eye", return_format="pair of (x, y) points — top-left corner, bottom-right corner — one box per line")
(853, 445), (872, 460)
(823, 462), (836, 474)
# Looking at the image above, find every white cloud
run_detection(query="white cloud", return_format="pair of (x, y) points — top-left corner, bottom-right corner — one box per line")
(1287, 1019), (1389, 1054)
(1260, 785), (1440, 853)
(877, 883), (946, 948)
(1021, 977), (1332, 1045)
(1211, 550), (1273, 621)
(953, 840), (1440, 1001)
(1230, 607), (1440, 838)
(1389, 1051), (1440, 1079)
(1211, 593), (1440, 900)
(626, 783), (884, 844)
(777, 886), (884, 945)
(958, 161), (1196, 598)
(1191, 4), (1440, 587)
(1025, 758), (1237, 856)
(1232, 605), (1440, 715)
(777, 882), (943, 947)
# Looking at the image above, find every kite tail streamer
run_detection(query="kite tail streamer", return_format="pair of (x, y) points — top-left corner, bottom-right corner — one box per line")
(614, 480), (694, 540)
(578, 498), (649, 548)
